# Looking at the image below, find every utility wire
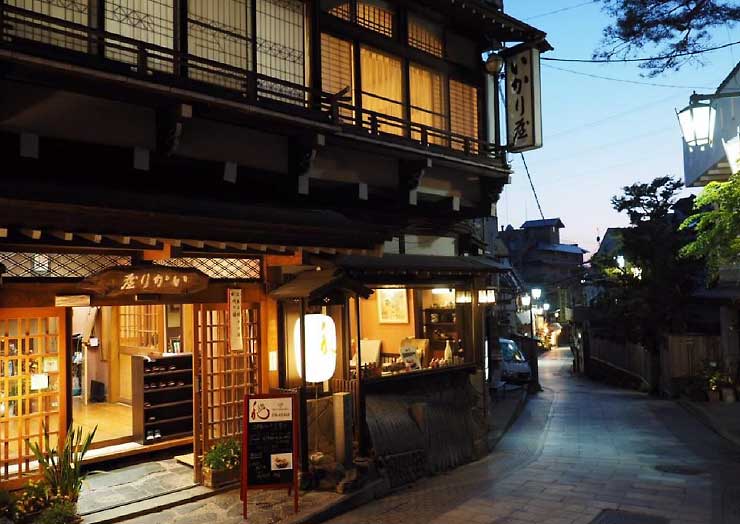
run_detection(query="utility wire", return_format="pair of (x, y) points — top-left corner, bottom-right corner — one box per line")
(524, 0), (597, 21)
(542, 63), (716, 89)
(541, 39), (740, 63)
(519, 154), (545, 220)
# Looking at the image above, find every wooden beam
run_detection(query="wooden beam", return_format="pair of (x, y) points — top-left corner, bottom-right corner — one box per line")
(132, 236), (157, 247)
(20, 228), (42, 240)
(204, 241), (227, 250)
(50, 231), (74, 241)
(106, 235), (131, 245)
(78, 233), (102, 243)
(183, 239), (205, 249)
(0, 228), (8, 238)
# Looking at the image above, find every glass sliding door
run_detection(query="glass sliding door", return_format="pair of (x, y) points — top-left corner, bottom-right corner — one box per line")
(360, 46), (403, 135)
(188, 0), (251, 90)
(410, 63), (447, 145)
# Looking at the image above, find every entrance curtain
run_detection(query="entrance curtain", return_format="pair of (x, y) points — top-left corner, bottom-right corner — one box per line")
(360, 46), (403, 135)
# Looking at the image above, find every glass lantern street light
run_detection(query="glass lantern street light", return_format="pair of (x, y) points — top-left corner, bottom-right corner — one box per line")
(531, 288), (542, 300)
(543, 303), (550, 312)
(676, 91), (740, 150)
(521, 294), (531, 307)
(677, 101), (716, 149)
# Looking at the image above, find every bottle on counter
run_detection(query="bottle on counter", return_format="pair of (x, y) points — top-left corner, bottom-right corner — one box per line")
(444, 340), (453, 363)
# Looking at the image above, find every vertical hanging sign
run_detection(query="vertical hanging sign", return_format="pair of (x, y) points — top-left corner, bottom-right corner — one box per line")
(506, 46), (543, 152)
(228, 288), (244, 352)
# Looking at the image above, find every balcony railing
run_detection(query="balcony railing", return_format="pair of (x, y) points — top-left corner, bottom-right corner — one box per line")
(0, 3), (503, 162)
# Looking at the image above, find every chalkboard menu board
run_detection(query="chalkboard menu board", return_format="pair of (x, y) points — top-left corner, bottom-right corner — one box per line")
(244, 395), (297, 487)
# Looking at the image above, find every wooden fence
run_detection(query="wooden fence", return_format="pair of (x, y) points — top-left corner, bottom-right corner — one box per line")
(589, 337), (652, 387)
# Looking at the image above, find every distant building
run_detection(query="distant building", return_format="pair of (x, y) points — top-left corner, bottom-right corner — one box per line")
(499, 218), (586, 322)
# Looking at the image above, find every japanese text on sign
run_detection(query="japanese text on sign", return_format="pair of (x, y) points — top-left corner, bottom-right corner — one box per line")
(506, 47), (543, 152)
(228, 288), (244, 352)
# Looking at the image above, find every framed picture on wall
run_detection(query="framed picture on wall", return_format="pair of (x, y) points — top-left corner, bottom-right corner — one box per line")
(377, 288), (408, 324)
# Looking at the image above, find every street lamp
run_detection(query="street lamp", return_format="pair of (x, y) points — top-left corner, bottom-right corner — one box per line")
(677, 91), (740, 150)
(616, 255), (625, 270)
(543, 303), (550, 312)
(521, 290), (542, 393)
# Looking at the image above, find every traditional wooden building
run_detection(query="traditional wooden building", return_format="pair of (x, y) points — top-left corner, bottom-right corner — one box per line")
(0, 0), (548, 489)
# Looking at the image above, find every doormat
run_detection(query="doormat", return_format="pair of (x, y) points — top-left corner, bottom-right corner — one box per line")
(590, 510), (669, 524)
(175, 452), (195, 468)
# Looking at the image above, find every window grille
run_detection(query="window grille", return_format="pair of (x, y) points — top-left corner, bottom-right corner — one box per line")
(120, 305), (160, 350)
(187, 0), (251, 91)
(449, 79), (479, 152)
(408, 14), (443, 58)
(357, 0), (394, 38)
(6, 0), (90, 52)
(410, 63), (447, 145)
(105, 0), (175, 73)
(320, 0), (351, 21)
(154, 258), (261, 280)
(321, 33), (354, 122)
(0, 253), (132, 278)
(256, 0), (306, 105)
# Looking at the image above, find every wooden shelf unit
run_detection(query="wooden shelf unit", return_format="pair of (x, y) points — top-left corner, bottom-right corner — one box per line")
(132, 354), (194, 445)
(422, 308), (459, 353)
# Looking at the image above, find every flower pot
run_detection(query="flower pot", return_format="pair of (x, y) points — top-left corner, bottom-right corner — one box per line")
(202, 467), (239, 488)
(721, 386), (736, 403)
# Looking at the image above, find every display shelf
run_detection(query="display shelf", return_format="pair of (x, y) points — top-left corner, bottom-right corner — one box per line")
(132, 354), (194, 445)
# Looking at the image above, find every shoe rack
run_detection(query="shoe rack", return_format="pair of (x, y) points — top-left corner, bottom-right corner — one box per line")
(132, 354), (194, 445)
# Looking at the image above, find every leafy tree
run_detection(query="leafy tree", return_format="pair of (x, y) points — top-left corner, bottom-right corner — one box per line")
(590, 176), (700, 391)
(595, 0), (740, 75)
(680, 174), (740, 278)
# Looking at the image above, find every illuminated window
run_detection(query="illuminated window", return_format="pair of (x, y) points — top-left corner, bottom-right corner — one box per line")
(120, 305), (161, 350)
(357, 0), (394, 37)
(360, 46), (404, 135)
(321, 33), (355, 121)
(449, 79), (479, 151)
(410, 64), (448, 145)
(408, 14), (443, 58)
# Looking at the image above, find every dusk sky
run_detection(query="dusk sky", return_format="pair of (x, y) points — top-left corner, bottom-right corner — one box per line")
(499, 0), (739, 256)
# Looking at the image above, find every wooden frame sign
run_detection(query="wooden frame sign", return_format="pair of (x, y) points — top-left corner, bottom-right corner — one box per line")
(242, 393), (299, 519)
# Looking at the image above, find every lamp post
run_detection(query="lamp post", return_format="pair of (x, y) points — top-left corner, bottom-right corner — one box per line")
(521, 290), (542, 393)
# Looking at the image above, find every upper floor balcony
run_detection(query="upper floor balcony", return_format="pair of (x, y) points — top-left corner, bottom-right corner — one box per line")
(0, 0), (545, 167)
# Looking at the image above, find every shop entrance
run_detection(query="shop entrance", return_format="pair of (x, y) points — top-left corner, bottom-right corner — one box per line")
(0, 308), (66, 489)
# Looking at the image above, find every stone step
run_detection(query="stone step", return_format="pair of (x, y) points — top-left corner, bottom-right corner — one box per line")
(82, 483), (238, 524)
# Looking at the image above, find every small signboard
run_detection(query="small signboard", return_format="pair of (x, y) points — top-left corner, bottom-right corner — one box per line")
(242, 393), (299, 518)
(80, 266), (208, 297)
(505, 46), (543, 152)
(228, 288), (244, 352)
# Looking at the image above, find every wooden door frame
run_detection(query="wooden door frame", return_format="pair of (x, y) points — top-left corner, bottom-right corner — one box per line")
(0, 307), (68, 490)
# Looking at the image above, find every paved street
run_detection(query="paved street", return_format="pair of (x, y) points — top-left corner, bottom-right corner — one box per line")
(328, 347), (740, 524)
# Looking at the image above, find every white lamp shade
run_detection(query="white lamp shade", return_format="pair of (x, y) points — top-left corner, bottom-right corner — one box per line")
(293, 314), (337, 383)
(521, 294), (531, 307)
(531, 288), (542, 300)
(677, 102), (716, 148)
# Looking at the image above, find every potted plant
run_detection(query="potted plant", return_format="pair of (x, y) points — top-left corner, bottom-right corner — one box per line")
(202, 437), (241, 488)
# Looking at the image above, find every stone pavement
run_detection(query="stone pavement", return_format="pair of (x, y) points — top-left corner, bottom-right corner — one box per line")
(79, 459), (194, 515)
(679, 397), (740, 449)
(327, 347), (740, 524)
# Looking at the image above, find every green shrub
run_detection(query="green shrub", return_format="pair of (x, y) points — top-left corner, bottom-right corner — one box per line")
(203, 437), (240, 471)
(36, 501), (80, 524)
(27, 424), (96, 503)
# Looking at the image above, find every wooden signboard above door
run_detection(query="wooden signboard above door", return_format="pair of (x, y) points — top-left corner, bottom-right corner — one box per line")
(80, 266), (209, 297)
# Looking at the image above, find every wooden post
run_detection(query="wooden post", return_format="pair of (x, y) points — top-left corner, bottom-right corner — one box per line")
(354, 296), (366, 455)
(299, 299), (309, 472)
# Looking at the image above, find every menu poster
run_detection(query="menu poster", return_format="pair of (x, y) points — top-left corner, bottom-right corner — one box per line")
(242, 394), (298, 518)
(228, 288), (244, 352)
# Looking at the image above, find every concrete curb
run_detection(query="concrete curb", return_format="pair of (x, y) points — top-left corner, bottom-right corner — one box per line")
(677, 398), (740, 449)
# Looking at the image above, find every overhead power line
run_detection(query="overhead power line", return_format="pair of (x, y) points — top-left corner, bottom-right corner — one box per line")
(524, 0), (597, 21)
(519, 154), (545, 220)
(541, 39), (740, 64)
(542, 63), (716, 89)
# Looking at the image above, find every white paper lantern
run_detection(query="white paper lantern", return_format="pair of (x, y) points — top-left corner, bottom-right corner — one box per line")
(294, 314), (337, 383)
